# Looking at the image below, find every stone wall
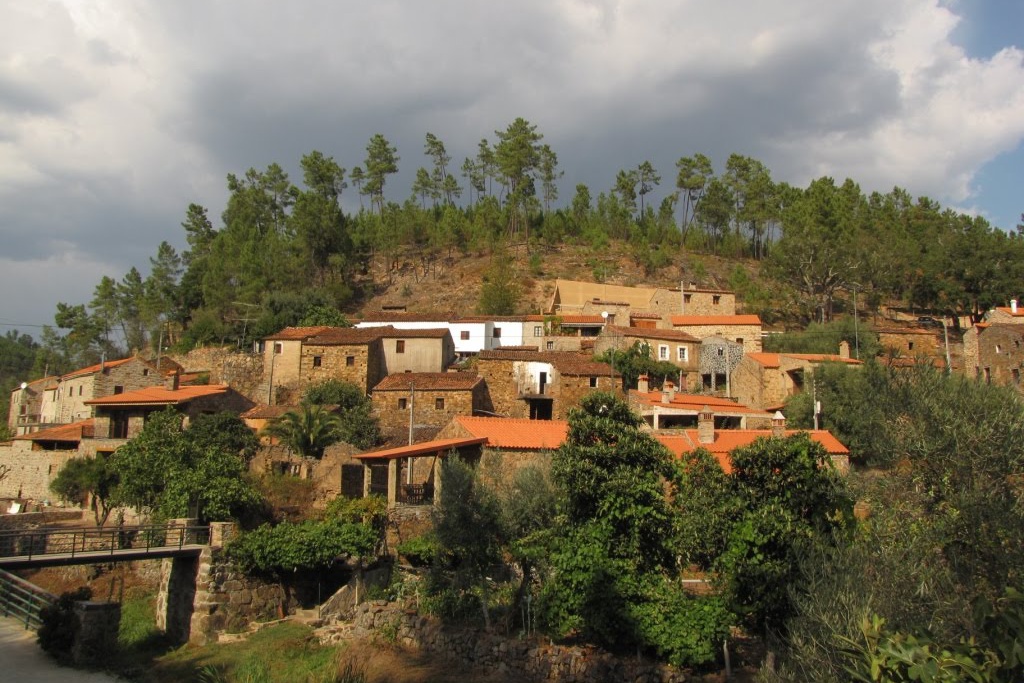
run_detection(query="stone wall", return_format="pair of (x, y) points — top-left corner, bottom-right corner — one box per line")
(170, 347), (265, 403)
(187, 547), (289, 645)
(0, 441), (81, 502)
(556, 375), (619, 420)
(301, 342), (381, 395)
(372, 387), (478, 436)
(336, 600), (700, 683)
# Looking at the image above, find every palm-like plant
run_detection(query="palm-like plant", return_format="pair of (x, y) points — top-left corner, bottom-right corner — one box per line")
(262, 404), (344, 459)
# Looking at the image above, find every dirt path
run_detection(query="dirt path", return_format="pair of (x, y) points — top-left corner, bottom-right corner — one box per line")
(0, 616), (122, 682)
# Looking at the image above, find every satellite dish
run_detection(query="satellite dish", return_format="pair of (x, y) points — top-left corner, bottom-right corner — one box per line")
(601, 311), (609, 319)
(20, 382), (28, 390)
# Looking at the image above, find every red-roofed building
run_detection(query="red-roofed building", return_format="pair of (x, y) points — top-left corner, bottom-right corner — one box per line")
(655, 408), (850, 473)
(630, 378), (773, 430)
(731, 347), (862, 411)
(546, 279), (736, 319)
(963, 322), (1024, 390)
(594, 326), (702, 385)
(85, 384), (254, 440)
(32, 357), (169, 431)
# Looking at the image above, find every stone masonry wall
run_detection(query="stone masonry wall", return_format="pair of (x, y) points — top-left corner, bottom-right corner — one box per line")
(336, 600), (702, 683)
(188, 547), (288, 645)
(373, 388), (477, 436)
(0, 441), (80, 502)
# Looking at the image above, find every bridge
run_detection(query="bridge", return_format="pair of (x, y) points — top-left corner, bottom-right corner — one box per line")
(0, 524), (211, 569)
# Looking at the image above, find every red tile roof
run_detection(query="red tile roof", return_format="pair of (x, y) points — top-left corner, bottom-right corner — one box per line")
(15, 419), (94, 442)
(373, 373), (482, 391)
(305, 327), (389, 345)
(359, 312), (456, 323)
(240, 404), (296, 420)
(655, 435), (734, 473)
(632, 391), (770, 416)
(670, 315), (762, 326)
(453, 416), (569, 450)
(84, 385), (230, 406)
(61, 357), (136, 380)
(355, 437), (487, 460)
(477, 349), (613, 376)
(994, 307), (1024, 317)
(263, 326), (338, 341)
(608, 325), (701, 343)
(657, 429), (849, 458)
(873, 326), (936, 335)
(453, 315), (529, 323)
(375, 327), (451, 339)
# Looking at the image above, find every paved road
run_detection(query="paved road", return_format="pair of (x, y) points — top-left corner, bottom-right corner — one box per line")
(0, 616), (122, 682)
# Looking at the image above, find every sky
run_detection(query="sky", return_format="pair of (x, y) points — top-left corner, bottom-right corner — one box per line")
(1, 0), (1022, 337)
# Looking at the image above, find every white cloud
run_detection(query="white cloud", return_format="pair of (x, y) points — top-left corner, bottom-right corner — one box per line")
(0, 0), (1022, 322)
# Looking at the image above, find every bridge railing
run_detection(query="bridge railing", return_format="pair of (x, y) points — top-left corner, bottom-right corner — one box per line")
(0, 524), (211, 562)
(0, 567), (55, 630)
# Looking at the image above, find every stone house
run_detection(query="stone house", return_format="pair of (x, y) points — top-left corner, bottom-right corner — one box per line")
(962, 323), (1024, 389)
(261, 326), (337, 391)
(545, 278), (736, 319)
(594, 326), (701, 388)
(874, 325), (943, 359)
(655, 408), (851, 473)
(376, 328), (456, 376)
(355, 311), (526, 357)
(474, 349), (618, 420)
(436, 416), (567, 487)
(7, 375), (56, 436)
(2, 421), (95, 502)
(731, 350), (863, 411)
(984, 301), (1024, 324)
(86, 384), (255, 441)
(629, 377), (773, 430)
(371, 372), (486, 440)
(669, 315), (763, 353)
(33, 357), (167, 428)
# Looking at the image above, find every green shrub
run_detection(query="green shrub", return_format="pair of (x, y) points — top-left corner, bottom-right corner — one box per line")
(37, 587), (93, 661)
(395, 533), (438, 567)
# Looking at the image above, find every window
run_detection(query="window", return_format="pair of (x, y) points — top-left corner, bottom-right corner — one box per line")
(78, 386), (83, 396)
(717, 347), (724, 357)
(1014, 369), (1021, 385)
(908, 342), (915, 351)
(435, 397), (445, 410)
(113, 386), (124, 395)
(546, 341), (554, 350)
(398, 398), (408, 410)
(677, 346), (688, 362)
(534, 326), (543, 337)
(460, 330), (470, 340)
(589, 377), (598, 388)
(995, 344), (1002, 354)
(493, 328), (502, 339)
(658, 345), (669, 360)
(312, 356), (322, 368)
(684, 294), (692, 304)
(346, 356), (355, 366)
(712, 295), (721, 304)
(274, 342), (283, 354)
(143, 369), (149, 376)
(396, 340), (405, 353)
(984, 367), (991, 384)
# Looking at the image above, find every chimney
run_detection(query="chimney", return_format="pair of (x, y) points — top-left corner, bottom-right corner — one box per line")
(772, 410), (786, 437)
(698, 406), (715, 444)
(637, 374), (650, 393)
(166, 370), (180, 391)
(662, 380), (676, 404)
(839, 340), (850, 359)
(1012, 299), (1019, 315)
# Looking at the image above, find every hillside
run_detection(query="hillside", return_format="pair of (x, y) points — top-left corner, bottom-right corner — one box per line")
(353, 240), (757, 319)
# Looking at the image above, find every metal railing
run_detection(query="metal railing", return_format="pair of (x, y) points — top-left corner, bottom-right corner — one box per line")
(0, 568), (55, 630)
(0, 524), (210, 562)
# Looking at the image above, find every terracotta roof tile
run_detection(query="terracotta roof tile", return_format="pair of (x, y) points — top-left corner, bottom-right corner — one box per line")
(240, 405), (296, 420)
(14, 419), (94, 442)
(477, 349), (613, 376)
(61, 357), (135, 380)
(609, 325), (701, 343)
(747, 352), (861, 368)
(305, 327), (389, 345)
(374, 327), (450, 339)
(659, 429), (848, 456)
(263, 326), (338, 341)
(355, 437), (487, 460)
(452, 315), (529, 323)
(373, 373), (482, 391)
(454, 416), (568, 450)
(85, 385), (229, 406)
(632, 391), (770, 415)
(670, 315), (762, 326)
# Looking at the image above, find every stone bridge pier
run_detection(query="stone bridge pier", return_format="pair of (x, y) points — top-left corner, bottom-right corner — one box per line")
(155, 520), (234, 644)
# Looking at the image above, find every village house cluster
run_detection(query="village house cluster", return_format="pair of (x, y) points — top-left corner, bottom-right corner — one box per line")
(4, 278), (1000, 515)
